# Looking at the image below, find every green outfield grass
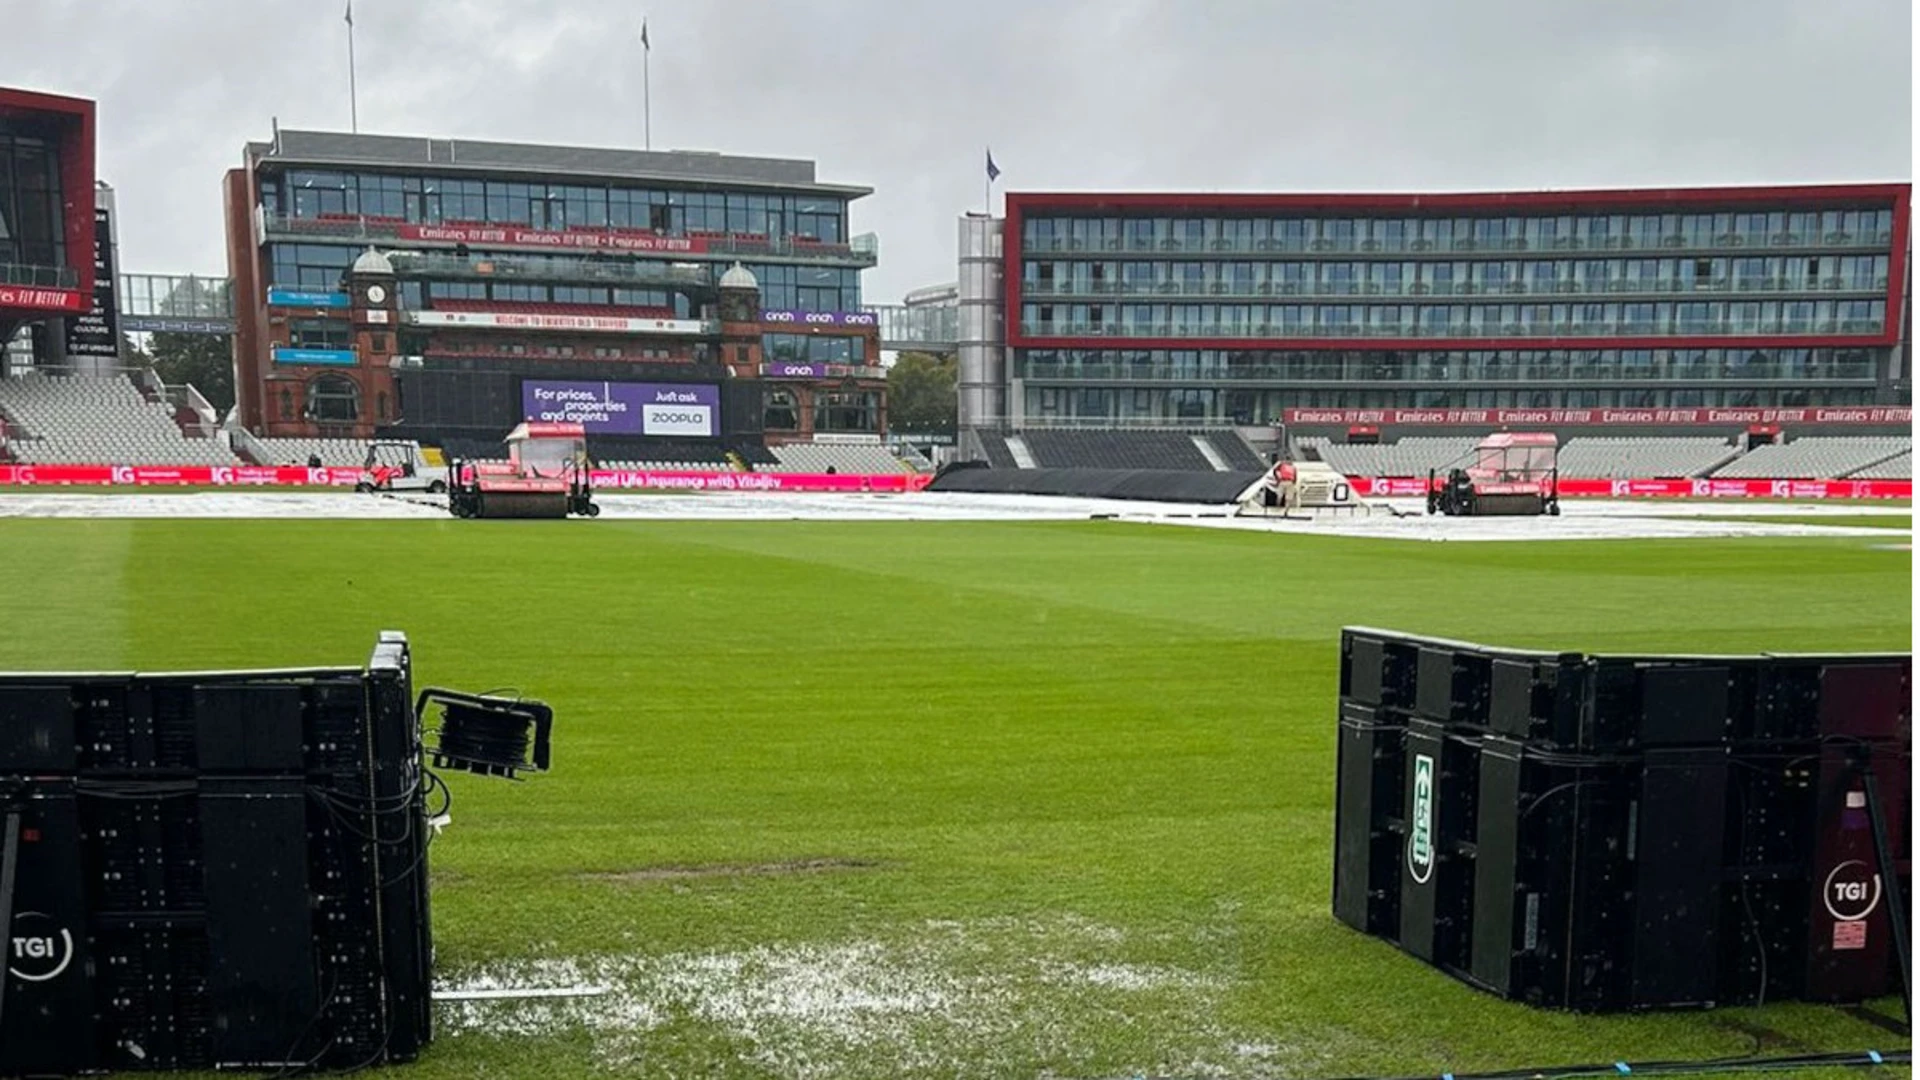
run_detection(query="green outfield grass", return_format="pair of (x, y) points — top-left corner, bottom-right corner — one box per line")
(0, 519), (1909, 1078)
(1694, 513), (1912, 529)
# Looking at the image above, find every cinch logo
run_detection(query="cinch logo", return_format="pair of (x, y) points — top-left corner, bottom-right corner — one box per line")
(1408, 753), (1435, 884)
(8, 912), (75, 982)
(1823, 859), (1882, 922)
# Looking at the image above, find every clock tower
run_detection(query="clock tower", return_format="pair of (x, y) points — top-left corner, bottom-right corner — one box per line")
(345, 247), (401, 435)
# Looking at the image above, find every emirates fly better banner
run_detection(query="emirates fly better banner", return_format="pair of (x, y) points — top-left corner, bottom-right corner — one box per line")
(521, 380), (720, 437)
(1284, 407), (1913, 426)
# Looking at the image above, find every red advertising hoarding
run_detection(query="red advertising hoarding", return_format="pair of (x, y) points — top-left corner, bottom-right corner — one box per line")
(0, 464), (933, 494)
(0, 285), (89, 313)
(395, 224), (709, 255)
(1347, 475), (1912, 500)
(1284, 407), (1914, 427)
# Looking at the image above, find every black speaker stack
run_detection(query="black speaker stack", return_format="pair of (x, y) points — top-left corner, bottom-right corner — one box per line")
(0, 633), (433, 1075)
(1333, 626), (1911, 1012)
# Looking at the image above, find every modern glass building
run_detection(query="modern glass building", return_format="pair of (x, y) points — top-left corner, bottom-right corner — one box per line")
(223, 129), (877, 435)
(986, 185), (1910, 428)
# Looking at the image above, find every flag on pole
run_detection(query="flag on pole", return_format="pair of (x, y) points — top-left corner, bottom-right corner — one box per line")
(641, 19), (650, 50)
(986, 149), (1001, 182)
(344, 0), (353, 26)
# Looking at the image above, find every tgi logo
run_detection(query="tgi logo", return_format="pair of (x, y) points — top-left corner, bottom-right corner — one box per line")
(1823, 859), (1882, 922)
(7, 912), (75, 982)
(1407, 753), (1435, 884)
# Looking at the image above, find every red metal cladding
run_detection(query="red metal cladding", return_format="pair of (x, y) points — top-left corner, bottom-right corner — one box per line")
(0, 87), (96, 303)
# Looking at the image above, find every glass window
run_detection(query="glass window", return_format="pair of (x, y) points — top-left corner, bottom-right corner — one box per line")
(305, 374), (360, 422)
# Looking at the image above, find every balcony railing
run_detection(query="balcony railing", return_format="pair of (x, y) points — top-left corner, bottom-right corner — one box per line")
(385, 250), (715, 289)
(1020, 276), (1890, 301)
(1019, 229), (1897, 258)
(1017, 361), (1880, 383)
(0, 262), (79, 289)
(1020, 318), (1888, 341)
(261, 211), (879, 267)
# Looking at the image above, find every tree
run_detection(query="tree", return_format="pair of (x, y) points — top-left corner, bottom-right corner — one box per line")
(147, 332), (236, 412)
(886, 351), (957, 435)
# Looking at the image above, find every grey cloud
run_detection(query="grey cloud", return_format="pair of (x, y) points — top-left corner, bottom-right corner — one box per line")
(6, 0), (1910, 305)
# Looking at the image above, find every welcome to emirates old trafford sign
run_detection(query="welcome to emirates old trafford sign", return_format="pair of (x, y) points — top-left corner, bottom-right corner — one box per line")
(1284, 407), (1914, 426)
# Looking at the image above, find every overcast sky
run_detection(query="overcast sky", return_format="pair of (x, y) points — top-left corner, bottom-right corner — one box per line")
(8, 0), (1914, 305)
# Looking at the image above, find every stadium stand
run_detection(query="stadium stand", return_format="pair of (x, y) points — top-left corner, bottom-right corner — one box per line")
(1298, 436), (1477, 478)
(1554, 437), (1741, 479)
(1849, 451), (1911, 480)
(1020, 430), (1214, 471)
(890, 442), (936, 473)
(246, 437), (381, 467)
(589, 438), (730, 467)
(435, 435), (510, 462)
(0, 372), (240, 465)
(975, 432), (1019, 470)
(731, 442), (779, 468)
(764, 442), (911, 474)
(1710, 436), (1913, 479)
(1204, 431), (1269, 472)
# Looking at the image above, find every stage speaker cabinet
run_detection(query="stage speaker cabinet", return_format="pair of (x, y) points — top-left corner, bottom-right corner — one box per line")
(1333, 702), (1404, 936)
(0, 634), (432, 1076)
(1331, 628), (1911, 1014)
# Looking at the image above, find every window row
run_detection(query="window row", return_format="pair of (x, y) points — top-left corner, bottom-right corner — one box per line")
(1014, 347), (1884, 384)
(763, 333), (868, 365)
(1023, 382), (1884, 422)
(423, 280), (683, 314)
(1021, 208), (1900, 255)
(266, 245), (864, 314)
(1018, 300), (1889, 339)
(765, 388), (881, 432)
(286, 318), (352, 351)
(749, 263), (863, 313)
(1023, 255), (1891, 297)
(0, 133), (67, 271)
(265, 170), (847, 242)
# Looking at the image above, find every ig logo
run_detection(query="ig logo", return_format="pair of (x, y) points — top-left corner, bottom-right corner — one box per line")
(8, 912), (75, 982)
(110, 465), (134, 485)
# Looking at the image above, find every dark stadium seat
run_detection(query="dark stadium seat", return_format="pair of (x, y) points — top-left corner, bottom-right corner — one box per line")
(1205, 431), (1268, 472)
(1021, 430), (1213, 471)
(731, 442), (779, 466)
(585, 437), (729, 465)
(976, 433), (1018, 469)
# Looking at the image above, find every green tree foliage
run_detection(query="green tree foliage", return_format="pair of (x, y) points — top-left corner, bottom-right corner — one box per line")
(147, 332), (235, 413)
(886, 351), (957, 435)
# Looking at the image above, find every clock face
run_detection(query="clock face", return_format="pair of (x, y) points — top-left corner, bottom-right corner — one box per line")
(365, 284), (388, 305)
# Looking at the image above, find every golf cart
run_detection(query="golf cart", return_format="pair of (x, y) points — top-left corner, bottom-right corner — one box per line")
(356, 440), (444, 494)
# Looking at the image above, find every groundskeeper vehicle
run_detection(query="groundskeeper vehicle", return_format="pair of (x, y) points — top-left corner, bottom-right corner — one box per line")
(1239, 459), (1361, 516)
(446, 421), (599, 519)
(355, 440), (445, 494)
(1427, 431), (1560, 516)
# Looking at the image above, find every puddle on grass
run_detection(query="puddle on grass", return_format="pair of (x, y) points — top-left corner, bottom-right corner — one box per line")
(434, 916), (1338, 1078)
(580, 857), (882, 883)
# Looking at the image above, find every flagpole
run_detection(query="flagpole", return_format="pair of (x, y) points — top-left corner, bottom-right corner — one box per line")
(346, 4), (359, 133)
(643, 42), (651, 150)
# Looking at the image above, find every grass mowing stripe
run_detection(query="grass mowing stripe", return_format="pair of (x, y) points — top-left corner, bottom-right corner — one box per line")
(0, 518), (1906, 1079)
(0, 519), (134, 669)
